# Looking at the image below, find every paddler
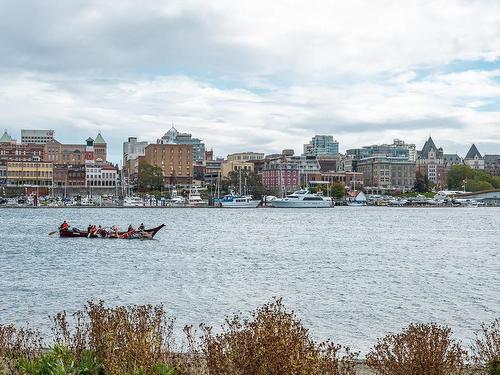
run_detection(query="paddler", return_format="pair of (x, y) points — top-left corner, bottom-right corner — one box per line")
(59, 221), (69, 230)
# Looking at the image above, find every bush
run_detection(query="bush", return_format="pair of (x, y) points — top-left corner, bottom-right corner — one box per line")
(195, 298), (356, 375)
(366, 323), (466, 375)
(51, 302), (178, 375)
(472, 319), (500, 375)
(15, 344), (104, 375)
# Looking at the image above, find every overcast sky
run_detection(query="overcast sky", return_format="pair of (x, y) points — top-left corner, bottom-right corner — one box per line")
(1, 0), (500, 163)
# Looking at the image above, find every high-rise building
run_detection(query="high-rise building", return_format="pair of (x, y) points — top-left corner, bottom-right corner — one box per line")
(347, 139), (415, 161)
(303, 135), (339, 157)
(21, 129), (54, 144)
(157, 126), (205, 162)
(144, 143), (193, 186)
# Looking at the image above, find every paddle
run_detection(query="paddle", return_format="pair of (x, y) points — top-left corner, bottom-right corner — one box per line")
(48, 231), (58, 236)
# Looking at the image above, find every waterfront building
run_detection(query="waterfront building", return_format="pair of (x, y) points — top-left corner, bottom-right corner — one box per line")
(227, 152), (265, 162)
(44, 140), (85, 164)
(346, 139), (415, 161)
(357, 156), (416, 192)
(318, 171), (364, 190)
(444, 154), (462, 168)
(1, 133), (44, 185)
(204, 158), (224, 185)
(221, 160), (254, 178)
(53, 164), (86, 188)
(6, 161), (53, 187)
(416, 137), (446, 186)
(303, 135), (339, 157)
(464, 144), (484, 170)
(85, 164), (118, 188)
(261, 163), (301, 191)
(21, 129), (54, 144)
(484, 154), (500, 176)
(157, 126), (205, 162)
(43, 133), (107, 165)
(144, 143), (193, 186)
(123, 136), (148, 179)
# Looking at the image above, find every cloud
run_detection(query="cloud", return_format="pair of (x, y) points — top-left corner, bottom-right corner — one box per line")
(1, 0), (500, 79)
(1, 68), (499, 162)
(0, 1), (499, 162)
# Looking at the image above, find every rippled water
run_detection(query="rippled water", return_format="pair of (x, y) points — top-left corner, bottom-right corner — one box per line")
(0, 207), (499, 353)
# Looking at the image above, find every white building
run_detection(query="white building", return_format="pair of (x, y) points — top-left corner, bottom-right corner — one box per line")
(227, 152), (265, 162)
(21, 129), (55, 144)
(85, 165), (118, 188)
(123, 137), (148, 164)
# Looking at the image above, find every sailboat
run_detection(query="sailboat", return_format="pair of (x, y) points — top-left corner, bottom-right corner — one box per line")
(347, 173), (367, 206)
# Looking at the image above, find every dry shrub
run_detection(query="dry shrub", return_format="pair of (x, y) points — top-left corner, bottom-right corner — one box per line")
(0, 323), (42, 373)
(51, 300), (178, 375)
(194, 298), (356, 375)
(367, 323), (467, 375)
(472, 318), (500, 375)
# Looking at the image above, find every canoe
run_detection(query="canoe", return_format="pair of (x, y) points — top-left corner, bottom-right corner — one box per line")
(59, 224), (165, 239)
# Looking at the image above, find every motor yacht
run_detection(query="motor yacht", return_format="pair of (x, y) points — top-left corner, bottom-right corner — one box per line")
(271, 189), (332, 208)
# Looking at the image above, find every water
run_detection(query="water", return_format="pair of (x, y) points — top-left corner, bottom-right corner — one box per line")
(0, 207), (499, 353)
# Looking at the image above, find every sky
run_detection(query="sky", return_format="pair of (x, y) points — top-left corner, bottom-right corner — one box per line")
(1, 0), (500, 163)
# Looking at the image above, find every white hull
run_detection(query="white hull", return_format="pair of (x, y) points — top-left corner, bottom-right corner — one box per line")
(220, 200), (261, 208)
(347, 202), (367, 206)
(271, 200), (331, 208)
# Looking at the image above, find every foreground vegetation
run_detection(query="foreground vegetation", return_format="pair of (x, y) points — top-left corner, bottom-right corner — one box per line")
(0, 300), (498, 375)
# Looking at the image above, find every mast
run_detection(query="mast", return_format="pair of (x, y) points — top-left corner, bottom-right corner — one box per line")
(239, 169), (242, 195)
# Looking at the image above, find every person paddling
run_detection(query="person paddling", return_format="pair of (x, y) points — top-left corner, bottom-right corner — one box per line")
(60, 221), (69, 230)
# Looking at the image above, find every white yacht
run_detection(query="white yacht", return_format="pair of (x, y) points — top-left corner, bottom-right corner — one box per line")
(123, 196), (144, 207)
(169, 188), (186, 206)
(187, 187), (208, 207)
(271, 189), (332, 208)
(218, 192), (261, 208)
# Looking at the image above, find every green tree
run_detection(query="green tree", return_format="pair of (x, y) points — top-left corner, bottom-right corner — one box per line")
(330, 182), (346, 199)
(222, 170), (266, 198)
(137, 162), (164, 192)
(447, 165), (500, 192)
(413, 171), (430, 193)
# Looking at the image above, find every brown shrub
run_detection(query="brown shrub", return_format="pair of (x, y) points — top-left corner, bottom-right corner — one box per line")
(193, 298), (356, 375)
(51, 300), (178, 375)
(366, 323), (467, 375)
(471, 318), (500, 374)
(0, 323), (42, 373)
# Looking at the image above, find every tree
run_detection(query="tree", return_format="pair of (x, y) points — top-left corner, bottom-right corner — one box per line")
(222, 170), (266, 198)
(447, 165), (500, 192)
(137, 162), (164, 192)
(413, 171), (430, 193)
(330, 182), (346, 199)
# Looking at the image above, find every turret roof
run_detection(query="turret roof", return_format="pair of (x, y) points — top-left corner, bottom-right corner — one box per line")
(0, 130), (12, 143)
(94, 132), (106, 144)
(465, 144), (482, 159)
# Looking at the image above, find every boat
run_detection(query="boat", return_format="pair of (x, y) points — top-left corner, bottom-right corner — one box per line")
(59, 224), (165, 239)
(270, 189), (332, 208)
(218, 192), (261, 208)
(169, 188), (186, 206)
(187, 186), (208, 207)
(123, 196), (144, 207)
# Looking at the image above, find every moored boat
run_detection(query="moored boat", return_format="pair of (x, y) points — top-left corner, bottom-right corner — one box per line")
(271, 189), (332, 208)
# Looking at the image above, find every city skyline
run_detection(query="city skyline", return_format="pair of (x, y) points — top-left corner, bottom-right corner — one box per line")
(1, 1), (500, 163)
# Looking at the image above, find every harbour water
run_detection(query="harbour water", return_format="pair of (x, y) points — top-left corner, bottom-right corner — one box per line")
(0, 207), (499, 353)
